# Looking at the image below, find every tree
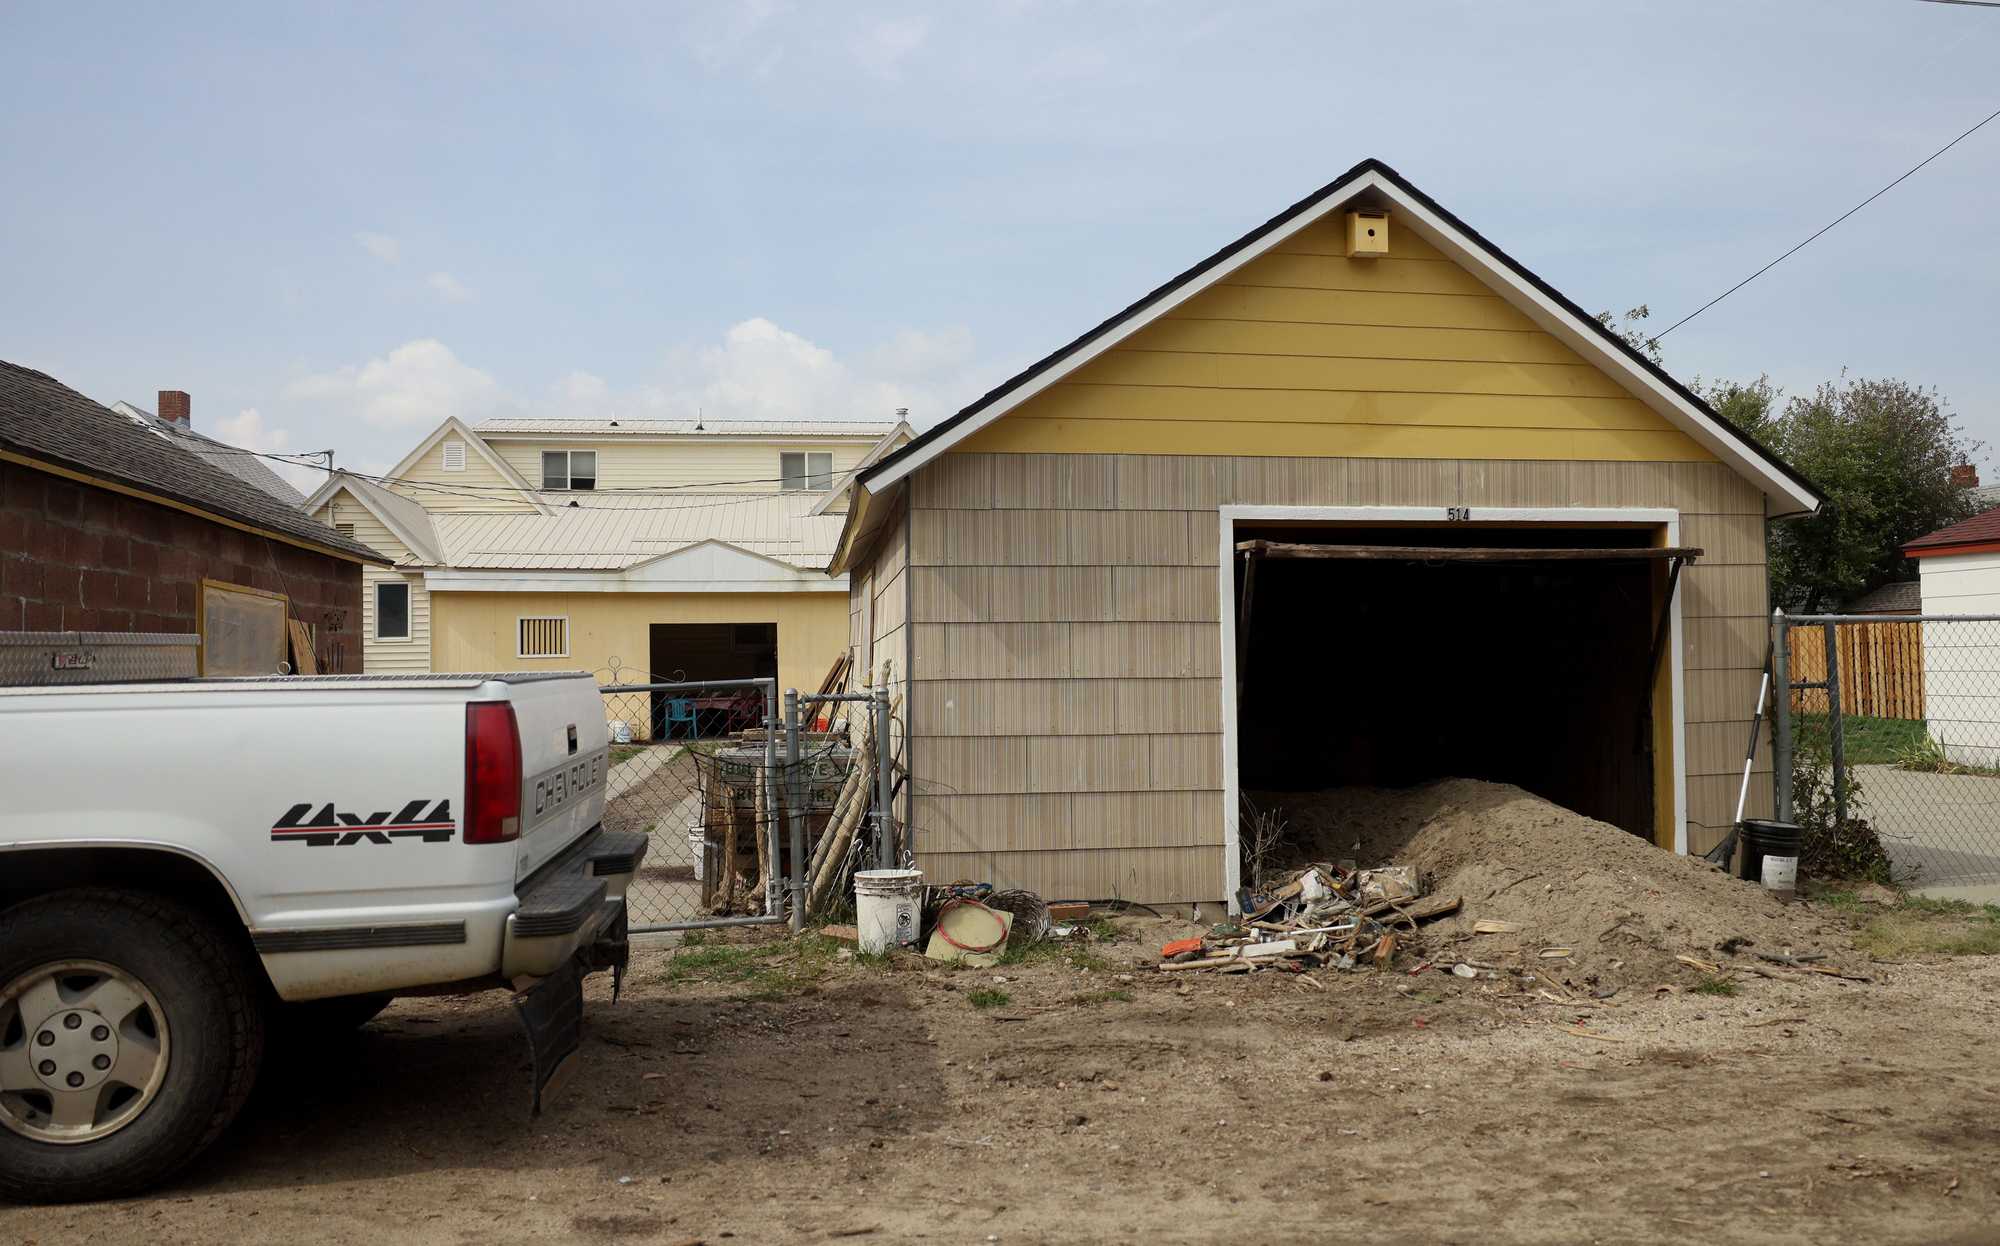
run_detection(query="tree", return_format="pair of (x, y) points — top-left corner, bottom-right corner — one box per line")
(1594, 305), (1663, 364)
(1702, 373), (1982, 612)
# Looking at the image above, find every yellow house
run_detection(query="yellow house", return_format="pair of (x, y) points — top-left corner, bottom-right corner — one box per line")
(308, 416), (907, 699)
(829, 158), (1822, 908)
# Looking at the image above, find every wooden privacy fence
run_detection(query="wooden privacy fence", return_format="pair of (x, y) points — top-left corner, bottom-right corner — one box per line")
(1789, 620), (1925, 720)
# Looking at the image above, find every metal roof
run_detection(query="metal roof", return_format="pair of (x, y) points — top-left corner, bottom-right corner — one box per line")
(474, 418), (898, 438)
(427, 491), (844, 571)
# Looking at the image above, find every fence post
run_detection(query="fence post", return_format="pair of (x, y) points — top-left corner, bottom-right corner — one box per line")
(784, 688), (803, 934)
(1824, 619), (1848, 829)
(874, 687), (894, 870)
(762, 681), (781, 917)
(1773, 610), (1793, 823)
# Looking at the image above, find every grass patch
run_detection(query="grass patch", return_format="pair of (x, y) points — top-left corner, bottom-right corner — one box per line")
(610, 745), (646, 766)
(1854, 898), (2000, 959)
(998, 938), (1113, 973)
(1071, 988), (1133, 1005)
(664, 932), (854, 997)
(1794, 713), (1925, 765)
(967, 988), (1011, 1009)
(1690, 975), (1740, 997)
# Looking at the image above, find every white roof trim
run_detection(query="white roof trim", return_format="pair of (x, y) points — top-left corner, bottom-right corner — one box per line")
(386, 416), (550, 515)
(306, 475), (443, 565)
(422, 539), (844, 595)
(862, 167), (1818, 517)
(810, 421), (914, 517)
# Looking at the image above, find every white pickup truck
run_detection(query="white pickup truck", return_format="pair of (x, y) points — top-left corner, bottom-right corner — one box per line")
(0, 671), (644, 1203)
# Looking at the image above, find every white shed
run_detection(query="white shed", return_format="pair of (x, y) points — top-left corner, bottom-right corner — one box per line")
(1906, 509), (2000, 766)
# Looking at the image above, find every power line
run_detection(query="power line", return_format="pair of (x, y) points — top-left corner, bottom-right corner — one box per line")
(1654, 103), (2000, 341)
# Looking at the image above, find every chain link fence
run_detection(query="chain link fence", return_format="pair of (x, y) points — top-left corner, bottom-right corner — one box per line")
(599, 678), (895, 932)
(1778, 612), (2000, 889)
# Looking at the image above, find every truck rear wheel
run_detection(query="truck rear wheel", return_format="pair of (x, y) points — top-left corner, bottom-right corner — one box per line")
(0, 890), (265, 1203)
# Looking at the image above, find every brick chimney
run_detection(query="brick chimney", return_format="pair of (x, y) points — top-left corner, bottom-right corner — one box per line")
(1952, 463), (1980, 489)
(157, 390), (191, 428)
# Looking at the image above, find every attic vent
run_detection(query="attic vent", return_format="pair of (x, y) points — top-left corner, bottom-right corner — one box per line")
(442, 439), (466, 472)
(517, 616), (569, 659)
(335, 523), (356, 540)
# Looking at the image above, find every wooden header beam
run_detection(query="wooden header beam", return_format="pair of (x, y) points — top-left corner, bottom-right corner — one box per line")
(1235, 540), (1703, 563)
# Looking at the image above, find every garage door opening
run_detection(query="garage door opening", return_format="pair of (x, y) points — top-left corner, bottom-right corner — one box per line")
(647, 622), (777, 739)
(1230, 520), (1691, 871)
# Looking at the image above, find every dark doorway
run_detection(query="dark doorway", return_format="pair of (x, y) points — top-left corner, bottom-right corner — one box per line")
(1234, 524), (1666, 840)
(646, 622), (777, 739)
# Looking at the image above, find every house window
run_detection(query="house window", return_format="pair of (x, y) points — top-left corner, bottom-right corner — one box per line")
(781, 451), (832, 491)
(375, 581), (411, 641)
(541, 450), (597, 491)
(441, 439), (466, 472)
(518, 616), (569, 659)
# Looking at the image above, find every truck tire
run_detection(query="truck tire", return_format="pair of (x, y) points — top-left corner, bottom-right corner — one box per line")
(0, 889), (266, 1204)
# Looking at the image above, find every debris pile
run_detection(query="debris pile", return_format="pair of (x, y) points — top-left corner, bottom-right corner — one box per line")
(1223, 779), (1865, 991)
(1159, 864), (1462, 974)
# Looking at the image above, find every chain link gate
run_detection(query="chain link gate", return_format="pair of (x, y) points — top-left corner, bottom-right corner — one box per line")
(1776, 611), (2000, 889)
(600, 677), (895, 933)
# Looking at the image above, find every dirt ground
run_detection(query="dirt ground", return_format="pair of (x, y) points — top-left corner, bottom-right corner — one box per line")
(8, 781), (2000, 1244)
(5, 916), (1998, 1245)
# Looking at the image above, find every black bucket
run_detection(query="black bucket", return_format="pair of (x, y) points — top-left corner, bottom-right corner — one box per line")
(1738, 818), (1803, 900)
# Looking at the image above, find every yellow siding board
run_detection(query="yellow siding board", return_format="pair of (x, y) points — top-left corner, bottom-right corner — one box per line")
(1223, 249), (1516, 298)
(1012, 386), (1679, 432)
(912, 679), (1118, 737)
(1079, 351), (1632, 400)
(1112, 566), (1221, 622)
(1150, 733), (1224, 790)
(961, 417), (1713, 463)
(1180, 283), (1539, 331)
(1113, 678), (1223, 735)
(1142, 317), (1587, 364)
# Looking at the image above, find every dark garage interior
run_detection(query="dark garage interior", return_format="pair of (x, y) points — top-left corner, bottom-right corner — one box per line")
(646, 622), (778, 739)
(1234, 524), (1677, 842)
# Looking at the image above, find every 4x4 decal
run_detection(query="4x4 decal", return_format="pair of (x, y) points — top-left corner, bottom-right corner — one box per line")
(270, 799), (455, 846)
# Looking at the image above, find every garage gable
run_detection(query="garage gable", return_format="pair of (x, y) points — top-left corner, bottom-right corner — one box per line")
(861, 159), (1820, 518)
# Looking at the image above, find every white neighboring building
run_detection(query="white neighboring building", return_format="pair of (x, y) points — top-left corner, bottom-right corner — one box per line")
(1906, 508), (2000, 766)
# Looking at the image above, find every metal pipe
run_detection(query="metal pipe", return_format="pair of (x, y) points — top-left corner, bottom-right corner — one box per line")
(634, 914), (786, 934)
(1773, 610), (1793, 823)
(797, 692), (883, 704)
(762, 681), (780, 917)
(1823, 619), (1847, 828)
(600, 677), (780, 693)
(874, 687), (894, 870)
(784, 687), (803, 934)
(1783, 612), (1998, 624)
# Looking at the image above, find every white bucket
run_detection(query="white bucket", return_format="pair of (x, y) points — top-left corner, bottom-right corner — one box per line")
(687, 830), (707, 883)
(1760, 854), (1799, 902)
(609, 719), (633, 744)
(853, 868), (924, 954)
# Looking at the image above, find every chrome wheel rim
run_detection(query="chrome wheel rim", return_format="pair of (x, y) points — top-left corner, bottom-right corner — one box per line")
(0, 960), (170, 1144)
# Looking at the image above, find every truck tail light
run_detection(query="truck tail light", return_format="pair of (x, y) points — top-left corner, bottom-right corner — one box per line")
(464, 702), (522, 844)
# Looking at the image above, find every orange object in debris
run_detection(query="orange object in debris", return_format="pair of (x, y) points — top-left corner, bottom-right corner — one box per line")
(1161, 937), (1205, 958)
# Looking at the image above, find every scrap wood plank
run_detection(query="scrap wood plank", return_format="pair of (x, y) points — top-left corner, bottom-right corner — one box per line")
(1365, 894), (1462, 923)
(286, 618), (318, 675)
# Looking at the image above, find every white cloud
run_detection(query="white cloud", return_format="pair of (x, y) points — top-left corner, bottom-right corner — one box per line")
(551, 371), (611, 405)
(284, 338), (508, 429)
(630, 317), (950, 424)
(851, 15), (930, 78)
(211, 408), (324, 492)
(354, 231), (401, 263)
(426, 271), (474, 303)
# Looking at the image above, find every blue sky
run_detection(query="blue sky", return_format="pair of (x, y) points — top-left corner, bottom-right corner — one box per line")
(4, 1), (1996, 485)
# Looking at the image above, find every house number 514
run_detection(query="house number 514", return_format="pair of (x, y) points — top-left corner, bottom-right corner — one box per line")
(1445, 507), (1471, 521)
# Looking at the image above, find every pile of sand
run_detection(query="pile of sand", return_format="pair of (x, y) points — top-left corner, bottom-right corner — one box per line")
(1250, 779), (1854, 987)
